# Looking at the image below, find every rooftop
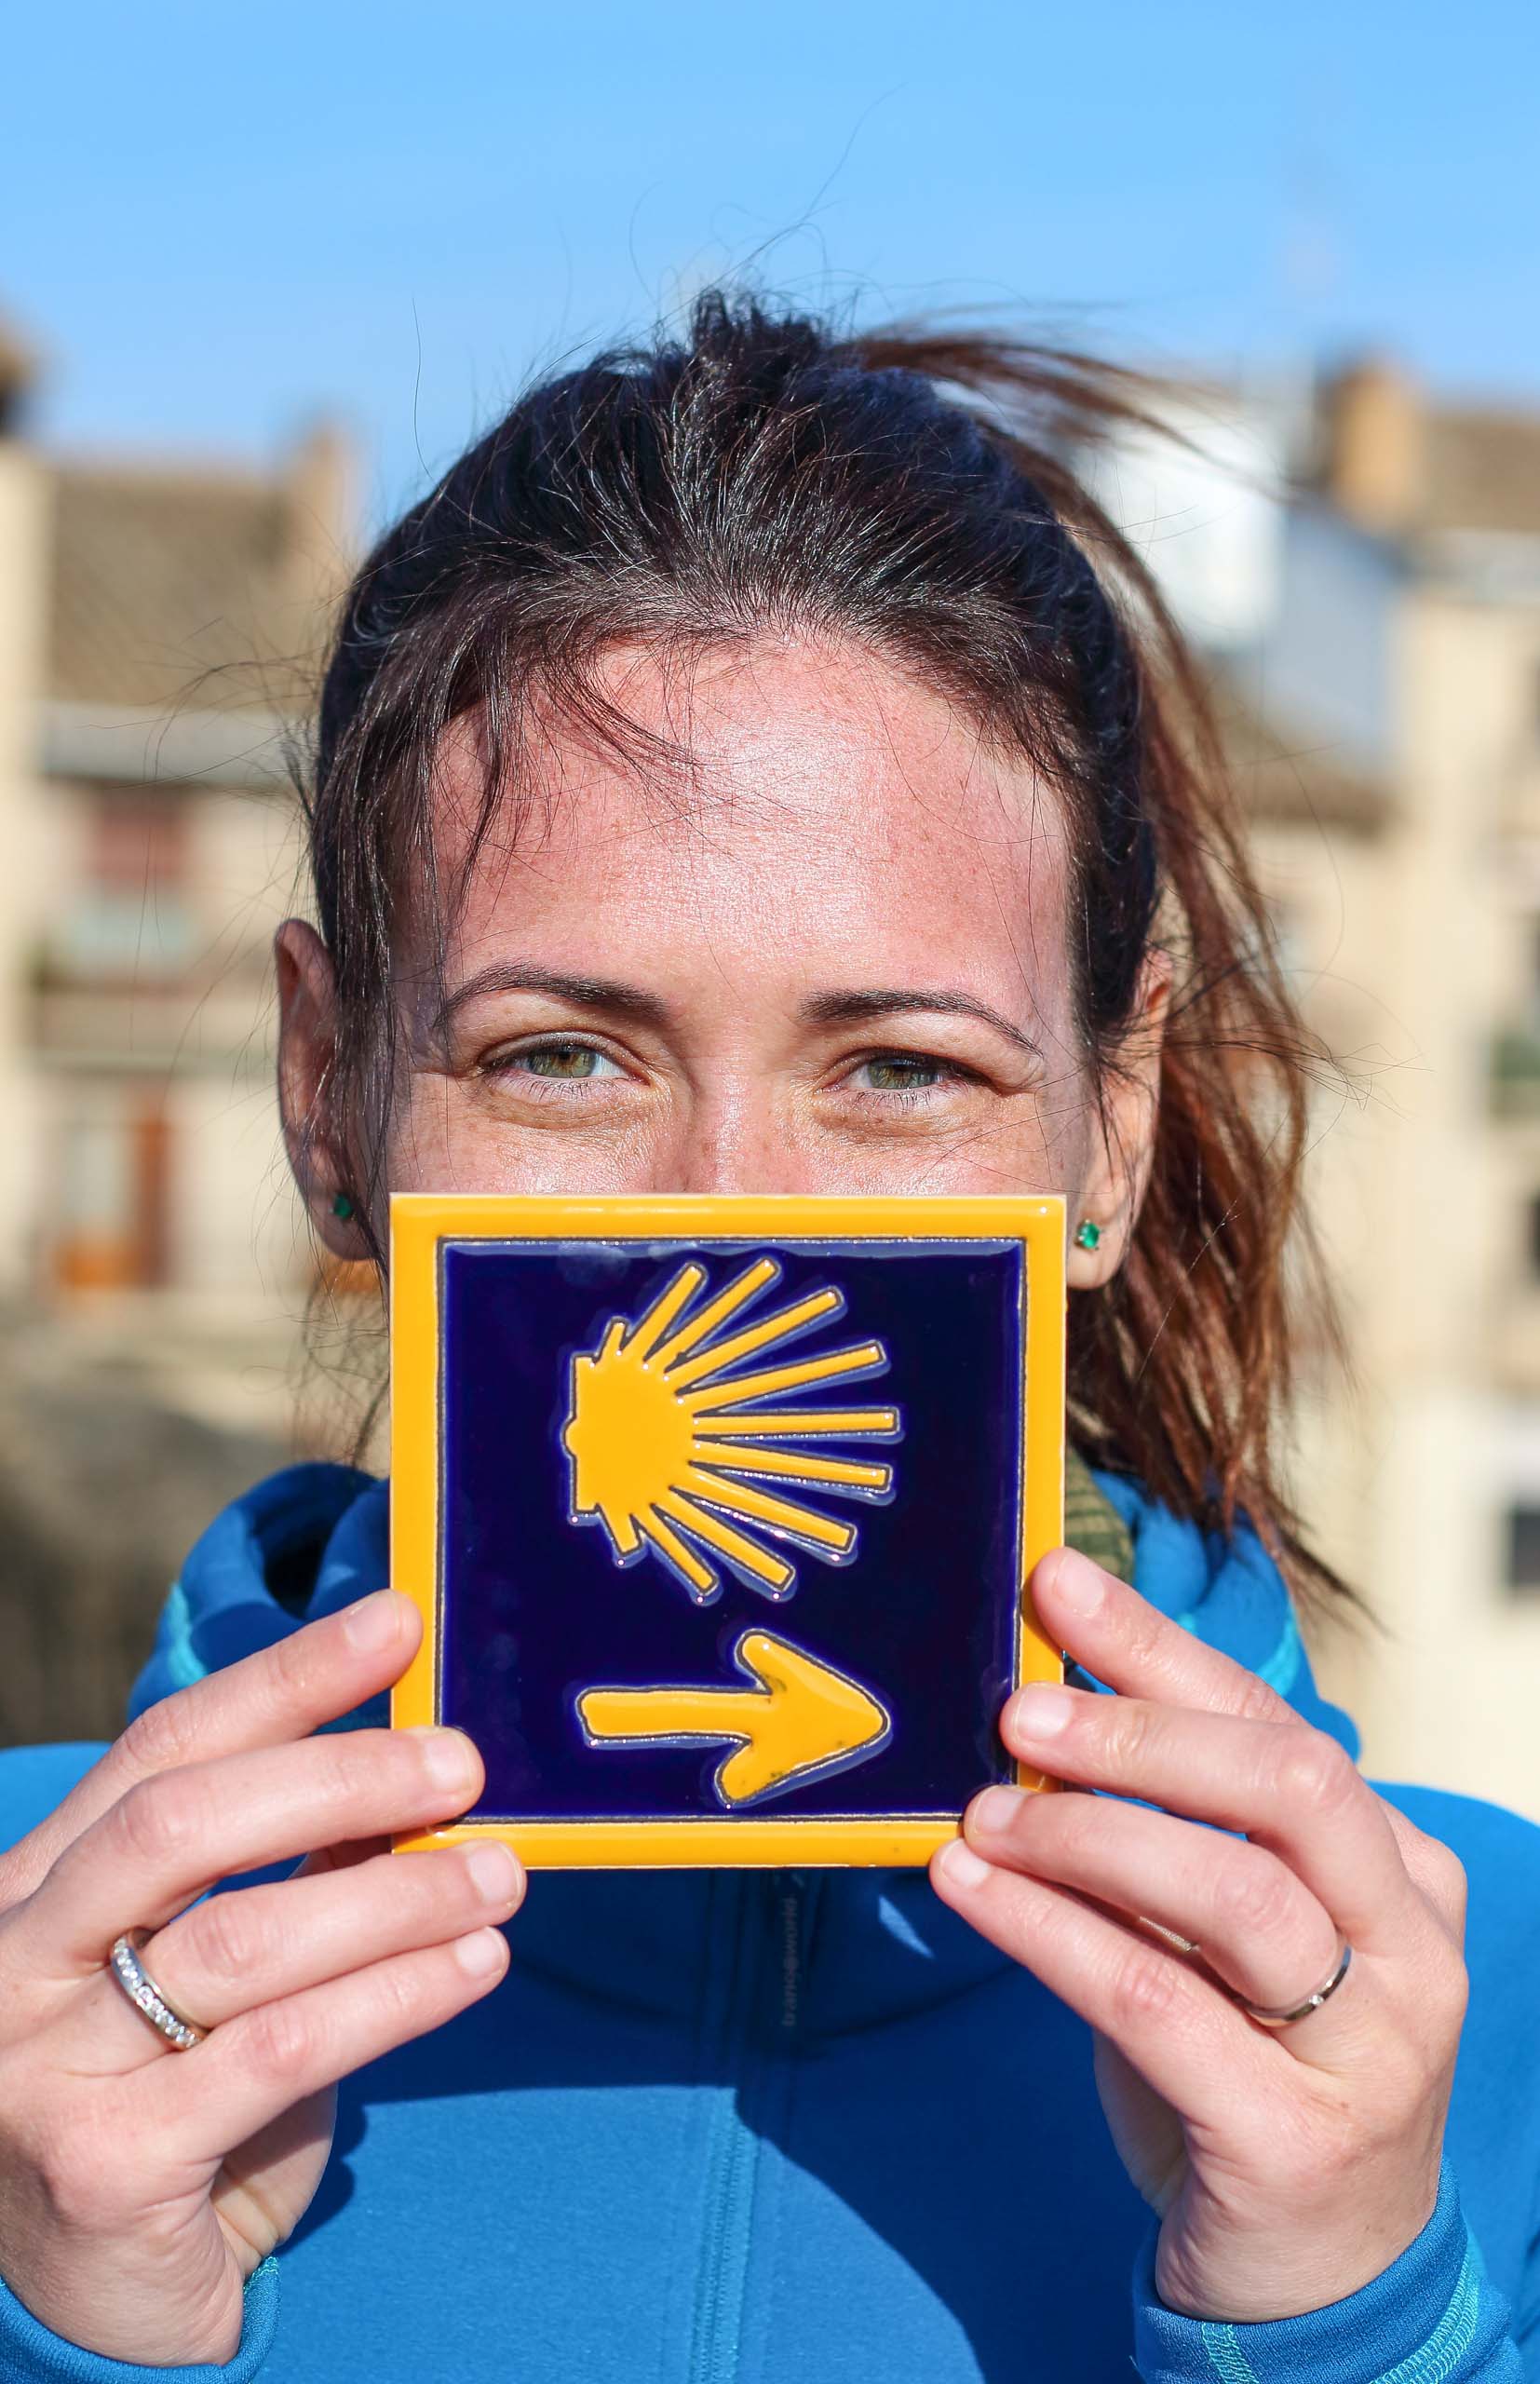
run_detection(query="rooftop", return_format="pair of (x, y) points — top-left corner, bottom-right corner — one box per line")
(1422, 406), (1540, 537)
(1317, 359), (1540, 544)
(46, 430), (352, 722)
(1210, 667), (1387, 832)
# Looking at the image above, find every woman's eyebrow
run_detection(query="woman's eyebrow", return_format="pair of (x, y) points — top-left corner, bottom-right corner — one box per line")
(801, 988), (1044, 1063)
(429, 962), (674, 1038)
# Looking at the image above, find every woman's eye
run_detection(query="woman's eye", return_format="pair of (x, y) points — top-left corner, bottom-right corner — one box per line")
(856, 1054), (950, 1094)
(494, 1041), (624, 1082)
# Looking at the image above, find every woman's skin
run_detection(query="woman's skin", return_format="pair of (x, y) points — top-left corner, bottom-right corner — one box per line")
(0, 640), (1466, 2362)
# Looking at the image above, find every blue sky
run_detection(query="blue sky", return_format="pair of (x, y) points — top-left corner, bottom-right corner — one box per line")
(4, 0), (1536, 523)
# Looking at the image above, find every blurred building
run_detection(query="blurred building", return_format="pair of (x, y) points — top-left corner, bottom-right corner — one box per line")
(1103, 359), (1540, 1818)
(0, 317), (352, 1426)
(0, 312), (356, 1741)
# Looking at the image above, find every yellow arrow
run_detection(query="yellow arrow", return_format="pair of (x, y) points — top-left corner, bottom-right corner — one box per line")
(575, 1630), (891, 1808)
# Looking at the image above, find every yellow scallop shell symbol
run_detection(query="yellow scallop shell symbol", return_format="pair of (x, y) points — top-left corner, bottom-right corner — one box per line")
(561, 1255), (899, 1603)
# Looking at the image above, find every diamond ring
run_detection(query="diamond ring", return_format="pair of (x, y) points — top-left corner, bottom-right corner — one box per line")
(107, 1930), (209, 2052)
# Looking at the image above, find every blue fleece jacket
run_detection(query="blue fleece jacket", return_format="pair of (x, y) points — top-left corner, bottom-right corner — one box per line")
(1, 1463), (1537, 2382)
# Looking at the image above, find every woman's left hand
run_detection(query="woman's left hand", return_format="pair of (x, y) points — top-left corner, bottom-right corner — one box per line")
(929, 1545), (1470, 2324)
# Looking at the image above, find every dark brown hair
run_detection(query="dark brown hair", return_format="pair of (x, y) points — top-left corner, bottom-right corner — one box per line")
(304, 288), (1345, 1603)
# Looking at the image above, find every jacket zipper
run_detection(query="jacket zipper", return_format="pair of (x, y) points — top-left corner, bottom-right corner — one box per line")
(778, 1880), (802, 2034)
(686, 1874), (807, 2384)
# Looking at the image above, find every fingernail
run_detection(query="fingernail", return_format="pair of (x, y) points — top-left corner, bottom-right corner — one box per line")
(465, 1843), (521, 1905)
(938, 1838), (993, 1891)
(1049, 1551), (1104, 1618)
(414, 1727), (479, 1793)
(972, 1785), (1027, 1836)
(454, 1927), (508, 1978)
(344, 1588), (404, 1651)
(1010, 1685), (1074, 1741)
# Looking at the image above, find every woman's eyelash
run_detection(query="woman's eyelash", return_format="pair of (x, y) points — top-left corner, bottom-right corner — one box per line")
(473, 1042), (979, 1101)
(849, 1053), (974, 1098)
(480, 1038), (624, 1084)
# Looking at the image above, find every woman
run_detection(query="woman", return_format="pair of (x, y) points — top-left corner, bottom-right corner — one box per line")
(1, 292), (1536, 2383)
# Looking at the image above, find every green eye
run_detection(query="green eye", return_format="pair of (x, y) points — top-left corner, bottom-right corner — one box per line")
(512, 1042), (619, 1081)
(860, 1054), (946, 1093)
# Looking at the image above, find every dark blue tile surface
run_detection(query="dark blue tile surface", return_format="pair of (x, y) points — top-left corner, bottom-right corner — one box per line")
(439, 1237), (1025, 1822)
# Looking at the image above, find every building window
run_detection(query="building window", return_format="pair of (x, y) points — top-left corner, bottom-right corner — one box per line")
(52, 1100), (172, 1292)
(50, 793), (196, 982)
(1506, 1504), (1540, 1593)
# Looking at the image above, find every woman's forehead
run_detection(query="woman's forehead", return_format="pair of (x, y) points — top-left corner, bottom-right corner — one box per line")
(426, 641), (1073, 1007)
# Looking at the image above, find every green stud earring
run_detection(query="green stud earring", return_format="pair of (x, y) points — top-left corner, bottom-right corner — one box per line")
(1074, 1219), (1101, 1253)
(331, 1193), (355, 1222)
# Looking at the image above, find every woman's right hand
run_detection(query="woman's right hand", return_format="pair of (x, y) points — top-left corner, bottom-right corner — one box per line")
(0, 1587), (523, 2366)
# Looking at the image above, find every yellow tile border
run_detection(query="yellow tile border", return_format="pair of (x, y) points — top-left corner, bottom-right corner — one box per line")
(390, 1193), (1065, 1866)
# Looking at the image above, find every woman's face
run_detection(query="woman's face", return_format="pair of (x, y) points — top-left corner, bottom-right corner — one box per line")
(278, 639), (1163, 1287)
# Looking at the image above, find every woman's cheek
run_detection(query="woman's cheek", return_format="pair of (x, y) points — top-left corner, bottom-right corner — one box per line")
(384, 1080), (675, 1199)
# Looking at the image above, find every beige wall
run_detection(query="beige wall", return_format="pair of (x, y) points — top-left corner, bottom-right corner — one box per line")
(0, 449), (53, 1290)
(1284, 581), (1540, 1820)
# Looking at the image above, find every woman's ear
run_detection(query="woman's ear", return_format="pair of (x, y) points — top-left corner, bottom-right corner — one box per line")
(275, 919), (372, 1261)
(1067, 952), (1171, 1290)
